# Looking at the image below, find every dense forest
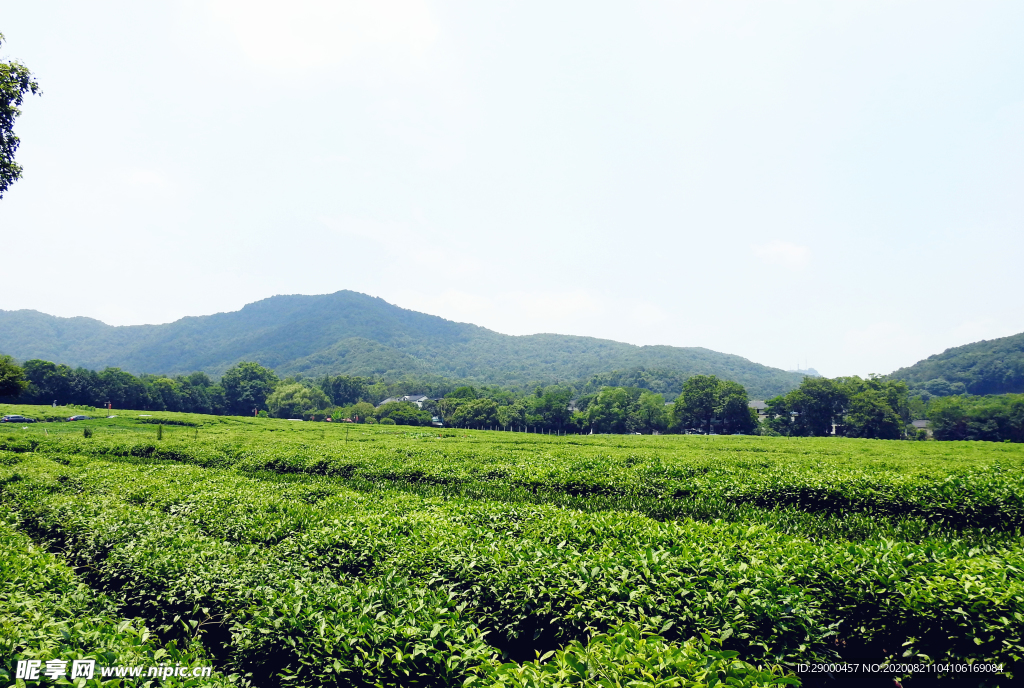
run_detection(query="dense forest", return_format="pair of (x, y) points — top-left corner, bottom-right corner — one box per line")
(0, 291), (806, 399)
(890, 331), (1024, 397)
(926, 393), (1024, 442)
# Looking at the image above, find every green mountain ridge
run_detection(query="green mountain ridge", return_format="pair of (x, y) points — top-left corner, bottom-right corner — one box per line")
(889, 331), (1024, 396)
(0, 290), (808, 398)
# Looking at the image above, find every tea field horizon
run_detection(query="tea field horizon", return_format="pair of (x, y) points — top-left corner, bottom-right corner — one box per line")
(2, 403), (1022, 686)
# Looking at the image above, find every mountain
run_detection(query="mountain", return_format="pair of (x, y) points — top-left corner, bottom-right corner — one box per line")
(0, 290), (808, 398)
(889, 332), (1024, 396)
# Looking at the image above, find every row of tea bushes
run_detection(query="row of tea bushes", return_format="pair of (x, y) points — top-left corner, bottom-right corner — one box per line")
(1, 458), (825, 678)
(4, 431), (1024, 542)
(468, 625), (799, 687)
(3, 456), (1021, 684)
(0, 515), (230, 687)
(2, 463), (495, 687)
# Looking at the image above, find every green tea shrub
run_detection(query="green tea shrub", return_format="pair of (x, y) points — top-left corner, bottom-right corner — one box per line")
(0, 517), (231, 686)
(2, 415), (1023, 684)
(469, 625), (798, 687)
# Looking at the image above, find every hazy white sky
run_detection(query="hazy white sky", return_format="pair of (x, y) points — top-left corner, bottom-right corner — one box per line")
(1, 1), (1022, 377)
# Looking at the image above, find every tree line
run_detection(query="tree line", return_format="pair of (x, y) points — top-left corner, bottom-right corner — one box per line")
(757, 374), (1024, 443)
(760, 375), (914, 439)
(926, 394), (1024, 442)
(0, 356), (480, 418)
(328, 375), (759, 435)
(3, 353), (1020, 442)
(0, 357), (284, 416)
(0, 354), (755, 434)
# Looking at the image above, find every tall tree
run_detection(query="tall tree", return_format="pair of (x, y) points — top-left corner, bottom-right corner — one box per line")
(585, 387), (634, 434)
(497, 401), (526, 429)
(671, 375), (756, 434)
(928, 396), (969, 441)
(1, 33), (40, 198)
(145, 377), (182, 412)
(99, 368), (149, 409)
(637, 391), (668, 433)
(22, 360), (75, 403)
(221, 362), (279, 415)
(717, 380), (757, 434)
(0, 354), (26, 398)
(527, 385), (574, 430)
(266, 383), (330, 419)
(447, 386), (478, 400)
(671, 375), (720, 433)
(844, 388), (903, 440)
(450, 398), (498, 428)
(320, 374), (371, 405)
(790, 377), (849, 436)
(434, 396), (463, 425)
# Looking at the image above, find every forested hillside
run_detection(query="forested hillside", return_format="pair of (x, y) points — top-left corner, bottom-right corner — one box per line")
(890, 331), (1024, 397)
(0, 291), (805, 399)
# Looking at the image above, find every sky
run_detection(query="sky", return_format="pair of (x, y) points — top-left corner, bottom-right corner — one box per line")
(1, 1), (1022, 378)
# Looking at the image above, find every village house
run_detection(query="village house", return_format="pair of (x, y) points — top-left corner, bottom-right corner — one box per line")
(377, 394), (430, 408)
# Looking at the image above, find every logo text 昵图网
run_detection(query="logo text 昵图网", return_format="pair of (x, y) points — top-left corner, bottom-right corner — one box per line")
(14, 659), (213, 680)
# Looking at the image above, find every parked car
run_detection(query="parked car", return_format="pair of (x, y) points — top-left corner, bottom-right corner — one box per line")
(0, 415), (35, 423)
(68, 415), (92, 421)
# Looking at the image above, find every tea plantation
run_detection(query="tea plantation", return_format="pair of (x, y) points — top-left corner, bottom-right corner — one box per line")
(1, 406), (1022, 686)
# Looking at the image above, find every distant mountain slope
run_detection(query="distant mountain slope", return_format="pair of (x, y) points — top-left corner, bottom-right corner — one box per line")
(0, 290), (807, 398)
(890, 332), (1024, 396)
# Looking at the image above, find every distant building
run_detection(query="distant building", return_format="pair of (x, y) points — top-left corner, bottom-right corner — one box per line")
(377, 394), (430, 408)
(912, 419), (932, 437)
(748, 400), (768, 419)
